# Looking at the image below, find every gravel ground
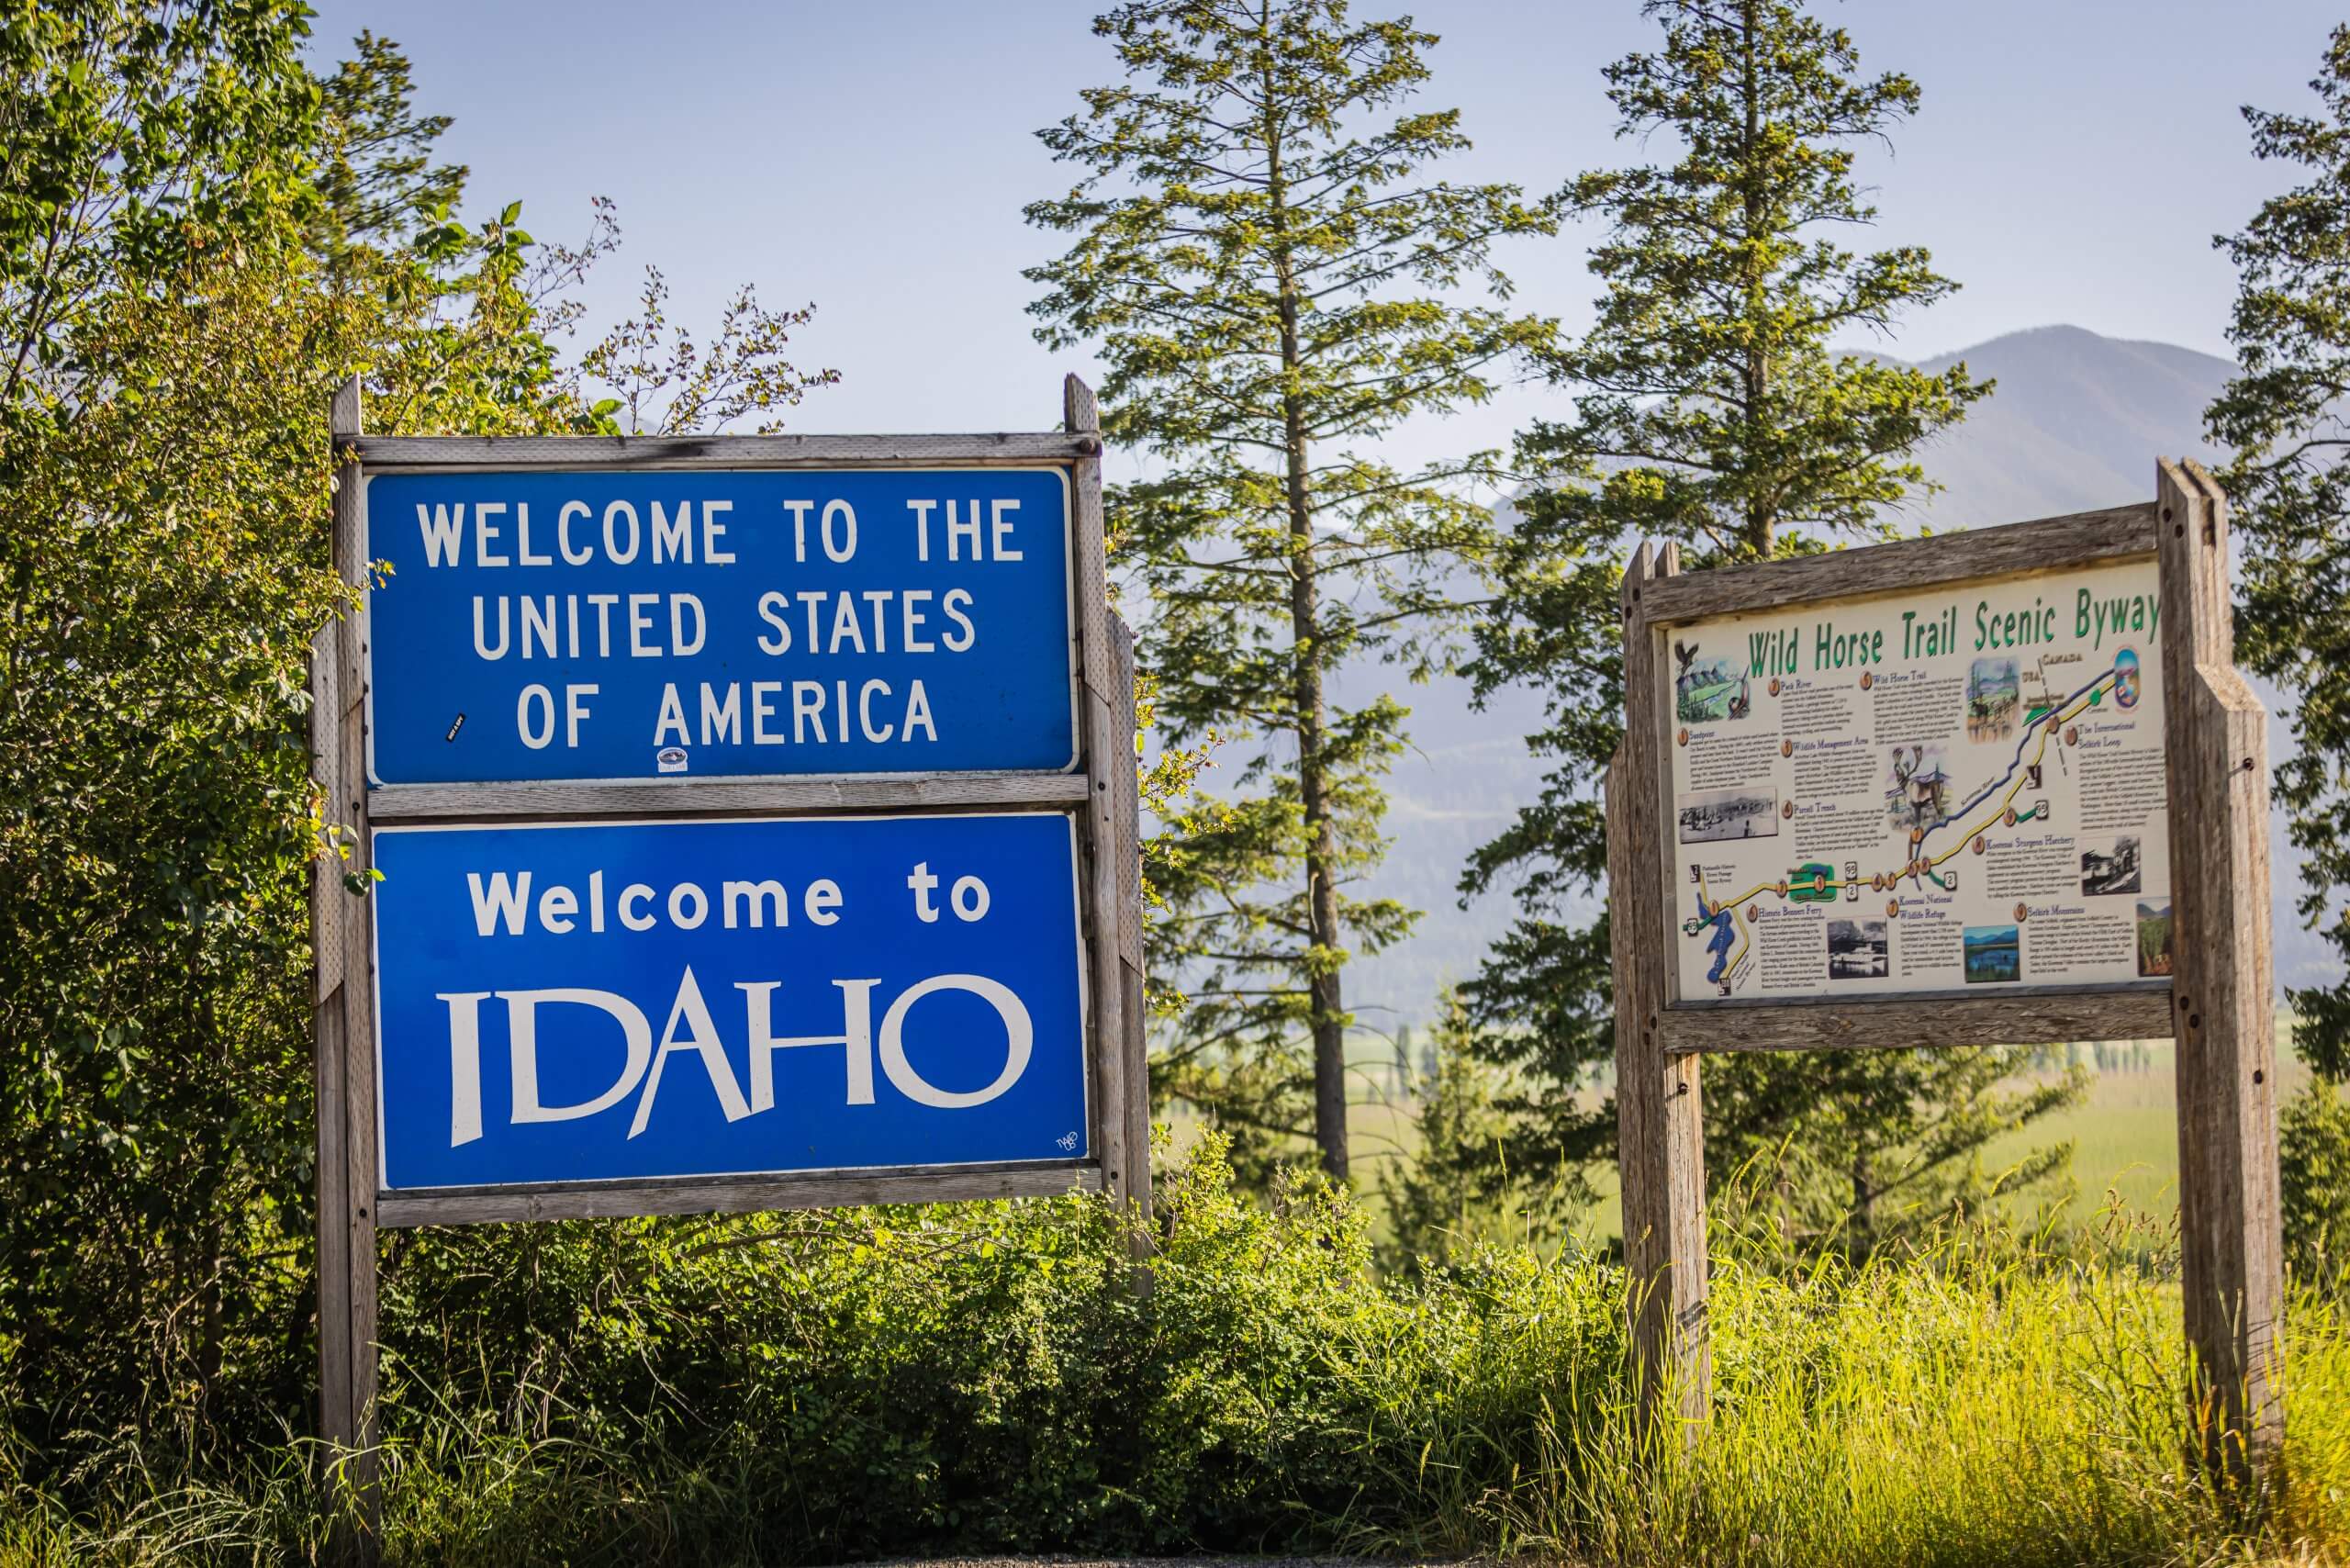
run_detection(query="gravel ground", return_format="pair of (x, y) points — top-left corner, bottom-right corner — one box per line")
(829, 1559), (1476, 1568)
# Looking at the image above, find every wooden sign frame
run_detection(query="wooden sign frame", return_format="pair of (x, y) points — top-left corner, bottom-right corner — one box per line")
(308, 376), (1150, 1551)
(1608, 461), (2282, 1469)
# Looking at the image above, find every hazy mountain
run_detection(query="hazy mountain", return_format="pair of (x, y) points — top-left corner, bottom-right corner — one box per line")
(1897, 325), (2232, 529)
(1346, 324), (2338, 1026)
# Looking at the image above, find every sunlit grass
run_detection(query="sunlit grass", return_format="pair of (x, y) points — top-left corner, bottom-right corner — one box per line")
(4, 1139), (2349, 1566)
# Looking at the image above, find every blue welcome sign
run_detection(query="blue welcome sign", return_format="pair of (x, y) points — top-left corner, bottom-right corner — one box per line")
(371, 812), (1089, 1190)
(363, 467), (1076, 784)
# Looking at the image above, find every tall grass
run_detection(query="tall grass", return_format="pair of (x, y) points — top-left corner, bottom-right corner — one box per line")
(4, 1138), (2346, 1566)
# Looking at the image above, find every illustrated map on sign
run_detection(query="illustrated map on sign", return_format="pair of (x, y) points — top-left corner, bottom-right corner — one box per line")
(1667, 557), (2169, 1002)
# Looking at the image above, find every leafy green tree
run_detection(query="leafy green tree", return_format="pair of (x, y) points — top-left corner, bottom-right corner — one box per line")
(0, 0), (361, 1444)
(1457, 0), (2071, 1249)
(0, 0), (324, 417)
(2279, 1077), (2350, 1282)
(1025, 0), (1557, 1181)
(0, 10), (835, 1455)
(311, 29), (467, 273)
(2208, 24), (2350, 1093)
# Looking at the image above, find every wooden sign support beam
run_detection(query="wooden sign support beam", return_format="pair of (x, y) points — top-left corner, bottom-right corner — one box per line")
(1065, 375), (1153, 1222)
(2157, 458), (2283, 1471)
(1611, 541), (1709, 1434)
(315, 375), (381, 1562)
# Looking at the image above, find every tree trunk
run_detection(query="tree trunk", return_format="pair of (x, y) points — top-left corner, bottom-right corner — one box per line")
(1739, 0), (1773, 559)
(1266, 95), (1348, 1182)
(1852, 1150), (1874, 1254)
(1290, 478), (1348, 1182)
(1282, 307), (1348, 1182)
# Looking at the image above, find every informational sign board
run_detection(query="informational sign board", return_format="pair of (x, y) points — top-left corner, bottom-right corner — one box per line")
(372, 812), (1088, 1191)
(1608, 474), (2282, 1467)
(310, 371), (1155, 1546)
(1665, 556), (2168, 1002)
(364, 468), (1076, 784)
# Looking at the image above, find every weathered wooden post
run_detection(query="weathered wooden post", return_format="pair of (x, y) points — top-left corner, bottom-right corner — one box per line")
(314, 375), (381, 1560)
(1611, 541), (1710, 1430)
(2156, 457), (2283, 1469)
(1065, 375), (1153, 1221)
(1108, 612), (1157, 1243)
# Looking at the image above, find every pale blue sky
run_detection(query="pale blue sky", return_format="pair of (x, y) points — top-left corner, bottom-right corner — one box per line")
(305, 0), (2344, 461)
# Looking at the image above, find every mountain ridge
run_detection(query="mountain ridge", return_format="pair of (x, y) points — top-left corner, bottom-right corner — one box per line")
(1348, 323), (2335, 1025)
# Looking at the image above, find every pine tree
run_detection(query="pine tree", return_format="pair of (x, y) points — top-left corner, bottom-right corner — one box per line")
(1377, 994), (1519, 1270)
(1026, 0), (1557, 1180)
(2209, 24), (2350, 1089)
(1456, 0), (2073, 1249)
(2208, 28), (2350, 1250)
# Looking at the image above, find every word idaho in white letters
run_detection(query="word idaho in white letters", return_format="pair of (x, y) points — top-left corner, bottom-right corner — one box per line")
(435, 968), (1035, 1148)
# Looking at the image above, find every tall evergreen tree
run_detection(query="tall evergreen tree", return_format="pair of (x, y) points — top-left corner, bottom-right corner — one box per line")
(2209, 25), (2350, 1089)
(2210, 28), (2350, 1251)
(1460, 0), (2076, 1249)
(1025, 0), (1556, 1180)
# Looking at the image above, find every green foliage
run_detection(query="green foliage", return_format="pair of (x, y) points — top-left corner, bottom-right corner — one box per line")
(0, 0), (325, 408)
(0, 0), (358, 1451)
(1704, 1050), (2090, 1255)
(5, 1142), (2350, 1565)
(0, 10), (834, 1461)
(1459, 0), (2046, 1247)
(2209, 24), (2350, 1082)
(1377, 994), (1577, 1269)
(2283, 1077), (2350, 1282)
(1026, 0), (1558, 1180)
(310, 30), (465, 270)
(0, 251), (364, 1449)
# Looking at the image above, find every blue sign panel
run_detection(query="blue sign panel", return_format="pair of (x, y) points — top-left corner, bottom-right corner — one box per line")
(364, 468), (1075, 784)
(371, 812), (1088, 1191)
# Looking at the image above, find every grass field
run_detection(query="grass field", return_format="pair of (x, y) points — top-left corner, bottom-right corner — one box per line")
(1169, 1019), (2311, 1252)
(9, 1145), (2350, 1567)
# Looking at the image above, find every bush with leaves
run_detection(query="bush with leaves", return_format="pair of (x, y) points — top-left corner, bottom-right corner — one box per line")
(2282, 1079), (2350, 1283)
(0, 10), (834, 1463)
(9, 1138), (2350, 1565)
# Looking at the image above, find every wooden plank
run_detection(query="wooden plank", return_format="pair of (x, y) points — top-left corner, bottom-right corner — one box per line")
(1612, 543), (1709, 1436)
(378, 1162), (1102, 1228)
(1660, 987), (2174, 1055)
(1080, 680), (1132, 1207)
(325, 376), (381, 1564)
(1065, 375), (1133, 1212)
(1640, 503), (2157, 627)
(310, 633), (344, 1004)
(1646, 553), (1689, 1008)
(365, 771), (1091, 823)
(351, 431), (1096, 470)
(1110, 612), (1153, 1227)
(311, 993), (352, 1446)
(2159, 457), (2284, 1468)
(337, 707), (378, 1502)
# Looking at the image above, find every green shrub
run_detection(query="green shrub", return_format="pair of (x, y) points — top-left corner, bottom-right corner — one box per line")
(6, 1135), (2350, 1566)
(2283, 1077), (2350, 1283)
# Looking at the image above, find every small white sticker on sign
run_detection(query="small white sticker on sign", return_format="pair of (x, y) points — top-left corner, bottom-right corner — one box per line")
(656, 747), (688, 775)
